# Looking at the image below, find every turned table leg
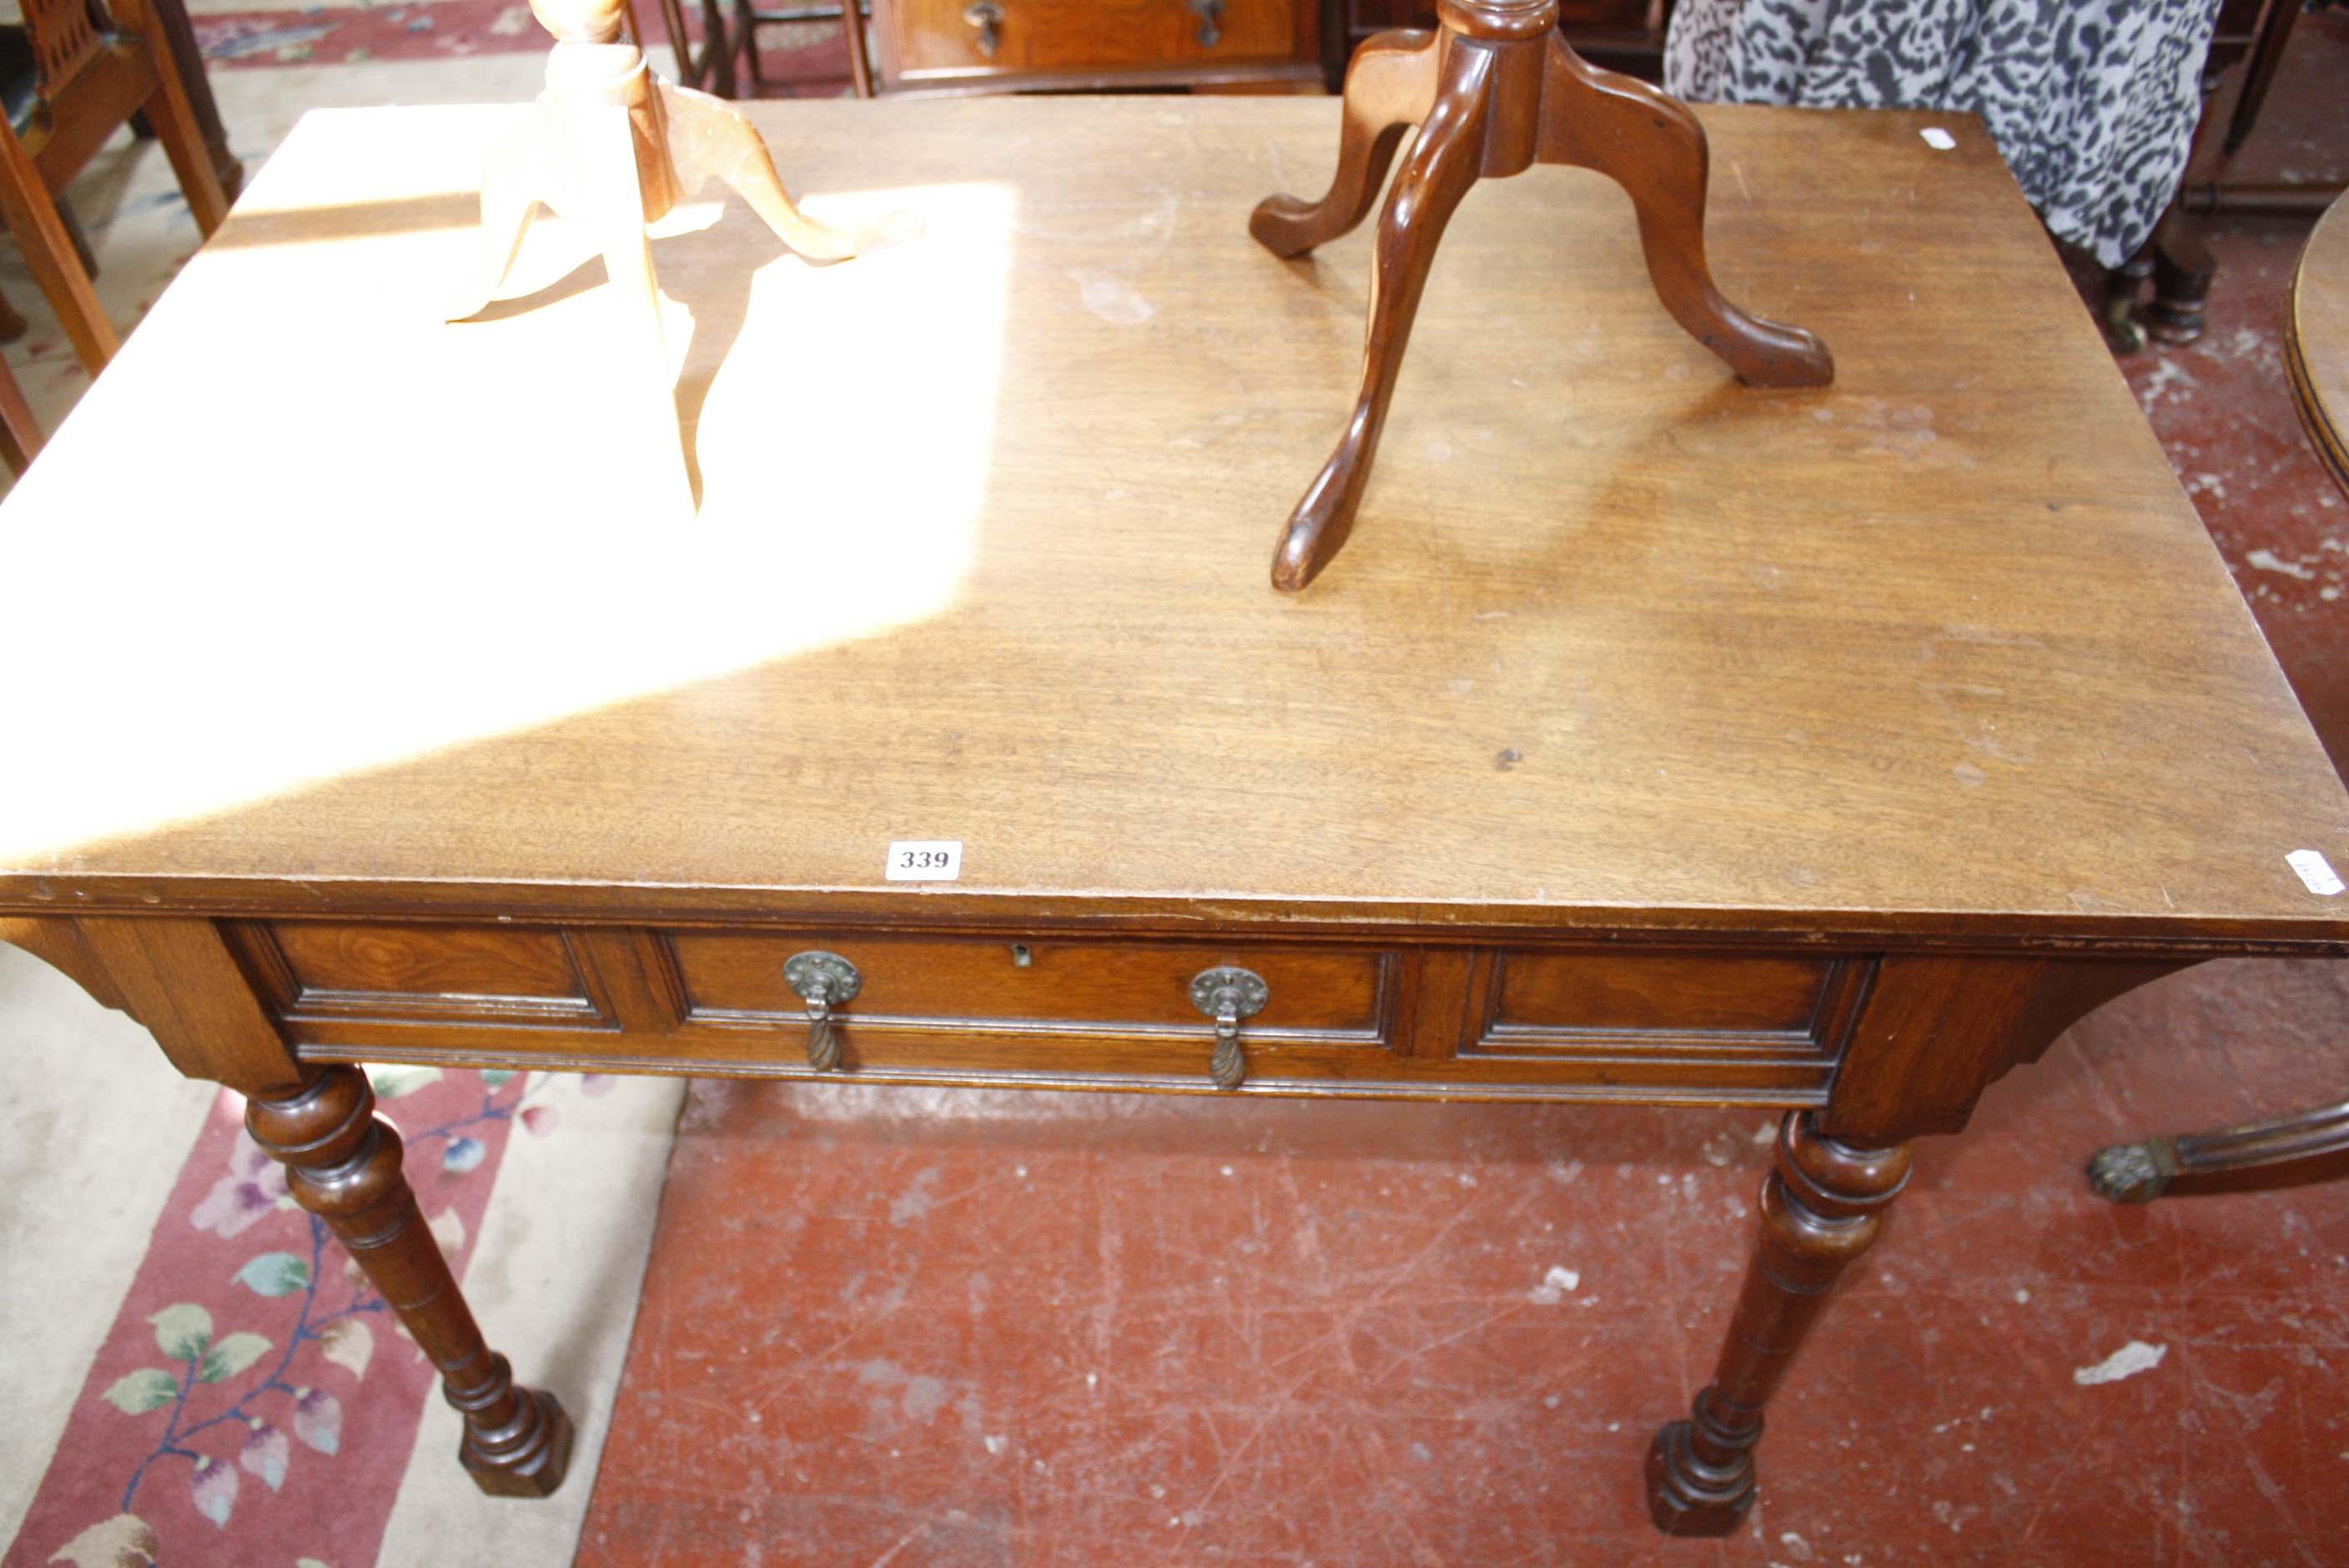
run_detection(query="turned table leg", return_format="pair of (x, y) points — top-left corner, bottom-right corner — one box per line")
(246, 1066), (573, 1497)
(1647, 1110), (1910, 1535)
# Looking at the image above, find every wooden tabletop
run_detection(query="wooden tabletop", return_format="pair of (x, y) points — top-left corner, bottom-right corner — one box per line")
(3, 98), (2345, 947)
(2289, 190), (2349, 493)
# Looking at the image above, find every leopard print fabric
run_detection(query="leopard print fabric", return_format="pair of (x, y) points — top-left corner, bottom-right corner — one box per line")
(1665, 0), (2223, 267)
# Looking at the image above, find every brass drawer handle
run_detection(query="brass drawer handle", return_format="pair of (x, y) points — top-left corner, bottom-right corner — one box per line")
(1186, 0), (1222, 48)
(963, 0), (1003, 57)
(1190, 965), (1267, 1089)
(784, 951), (862, 1071)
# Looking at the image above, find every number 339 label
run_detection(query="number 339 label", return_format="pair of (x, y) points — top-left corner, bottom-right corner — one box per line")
(886, 840), (963, 882)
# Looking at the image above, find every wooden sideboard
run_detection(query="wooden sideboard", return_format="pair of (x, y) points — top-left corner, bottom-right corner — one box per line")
(871, 0), (1323, 94)
(4, 98), (2346, 1534)
(864, 0), (1667, 96)
(1339, 0), (1670, 79)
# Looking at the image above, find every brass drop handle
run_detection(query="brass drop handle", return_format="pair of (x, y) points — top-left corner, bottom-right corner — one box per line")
(784, 951), (861, 1072)
(1186, 0), (1222, 48)
(963, 0), (1003, 57)
(1189, 965), (1267, 1089)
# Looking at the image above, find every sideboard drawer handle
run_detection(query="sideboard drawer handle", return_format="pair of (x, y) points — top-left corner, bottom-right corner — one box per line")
(1186, 0), (1223, 48)
(784, 951), (862, 1071)
(1189, 965), (1268, 1089)
(962, 0), (1003, 57)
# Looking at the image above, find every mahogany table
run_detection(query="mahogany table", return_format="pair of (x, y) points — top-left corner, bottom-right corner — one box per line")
(5, 97), (2347, 1536)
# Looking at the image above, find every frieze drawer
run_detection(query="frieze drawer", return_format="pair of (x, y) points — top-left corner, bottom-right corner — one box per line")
(239, 919), (617, 1029)
(666, 930), (1400, 1070)
(1467, 948), (1873, 1065)
(241, 919), (1861, 1103)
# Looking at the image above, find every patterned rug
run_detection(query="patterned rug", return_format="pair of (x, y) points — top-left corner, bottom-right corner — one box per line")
(191, 0), (858, 94)
(2, 1033), (681, 1568)
(3, 1068), (605, 1568)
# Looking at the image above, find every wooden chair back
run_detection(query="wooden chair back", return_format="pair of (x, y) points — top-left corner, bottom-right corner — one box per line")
(22, 0), (108, 95)
(0, 0), (229, 461)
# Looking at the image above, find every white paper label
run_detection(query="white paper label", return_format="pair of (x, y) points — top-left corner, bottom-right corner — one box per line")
(886, 840), (963, 882)
(2286, 849), (2344, 896)
(1919, 127), (1957, 150)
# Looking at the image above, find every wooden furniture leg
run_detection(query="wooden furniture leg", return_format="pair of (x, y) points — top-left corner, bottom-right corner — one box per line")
(2089, 1098), (2349, 1202)
(142, 0), (247, 202)
(702, 0), (740, 96)
(0, 106), (117, 374)
(1252, 0), (1830, 591)
(1270, 34), (1489, 590)
(113, 0), (235, 237)
(245, 1066), (574, 1496)
(840, 0), (875, 98)
(1647, 1110), (1911, 1535)
(1536, 36), (1832, 386)
(1249, 29), (1440, 258)
(457, 0), (888, 504)
(0, 349), (44, 474)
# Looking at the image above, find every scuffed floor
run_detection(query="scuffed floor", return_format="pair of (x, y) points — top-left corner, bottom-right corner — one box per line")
(578, 959), (2349, 1566)
(2120, 216), (2349, 776)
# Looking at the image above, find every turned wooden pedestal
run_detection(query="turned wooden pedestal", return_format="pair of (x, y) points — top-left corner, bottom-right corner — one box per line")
(1250, 0), (1831, 591)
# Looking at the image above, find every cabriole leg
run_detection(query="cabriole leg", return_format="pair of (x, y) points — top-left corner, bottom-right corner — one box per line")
(245, 1066), (573, 1497)
(1646, 1110), (1909, 1535)
(1270, 40), (1492, 592)
(1536, 35), (1831, 388)
(1249, 28), (1441, 259)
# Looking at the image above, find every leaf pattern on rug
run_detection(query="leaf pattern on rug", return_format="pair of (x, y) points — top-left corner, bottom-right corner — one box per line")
(8, 1069), (597, 1568)
(43, 1513), (156, 1568)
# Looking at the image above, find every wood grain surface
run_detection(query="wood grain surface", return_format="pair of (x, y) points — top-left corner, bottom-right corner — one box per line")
(2, 98), (2344, 949)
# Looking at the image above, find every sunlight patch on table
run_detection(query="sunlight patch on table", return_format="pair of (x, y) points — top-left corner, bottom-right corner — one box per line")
(0, 106), (1014, 863)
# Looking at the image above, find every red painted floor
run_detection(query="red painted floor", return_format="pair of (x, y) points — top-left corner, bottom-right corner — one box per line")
(579, 957), (2349, 1567)
(580, 48), (2349, 1568)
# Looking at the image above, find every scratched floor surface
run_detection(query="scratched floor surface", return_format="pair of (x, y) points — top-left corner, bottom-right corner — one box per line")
(575, 957), (2349, 1568)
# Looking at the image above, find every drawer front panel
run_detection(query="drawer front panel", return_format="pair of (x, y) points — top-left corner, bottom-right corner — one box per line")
(247, 920), (1854, 1104)
(668, 931), (1391, 1044)
(1471, 949), (1869, 1062)
(247, 920), (610, 1028)
(888, 0), (1303, 75)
